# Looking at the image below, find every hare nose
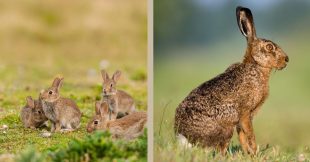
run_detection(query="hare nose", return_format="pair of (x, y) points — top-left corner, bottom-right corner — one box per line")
(285, 56), (289, 62)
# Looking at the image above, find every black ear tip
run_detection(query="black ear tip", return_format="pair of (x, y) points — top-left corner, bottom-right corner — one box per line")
(236, 6), (243, 12)
(236, 6), (251, 14)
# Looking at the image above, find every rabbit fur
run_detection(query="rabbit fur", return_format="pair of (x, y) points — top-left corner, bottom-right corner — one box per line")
(20, 96), (48, 129)
(87, 101), (146, 140)
(101, 70), (136, 119)
(40, 77), (82, 132)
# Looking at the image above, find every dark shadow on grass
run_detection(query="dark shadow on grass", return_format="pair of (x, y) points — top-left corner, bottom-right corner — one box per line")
(228, 144), (242, 154)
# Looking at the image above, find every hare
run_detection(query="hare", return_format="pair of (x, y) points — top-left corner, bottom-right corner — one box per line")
(87, 101), (147, 140)
(20, 96), (48, 129)
(40, 77), (82, 132)
(174, 6), (289, 155)
(101, 70), (135, 120)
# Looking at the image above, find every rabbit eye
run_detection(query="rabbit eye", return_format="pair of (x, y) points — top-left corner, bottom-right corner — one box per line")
(110, 84), (113, 87)
(49, 91), (53, 95)
(266, 44), (273, 51)
(94, 120), (99, 125)
(38, 111), (41, 114)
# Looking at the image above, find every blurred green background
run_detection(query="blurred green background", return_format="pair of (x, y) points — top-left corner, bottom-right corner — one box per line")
(154, 0), (310, 160)
(0, 0), (147, 155)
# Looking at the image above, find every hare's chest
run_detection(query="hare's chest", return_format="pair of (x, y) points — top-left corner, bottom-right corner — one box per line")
(244, 78), (269, 111)
(238, 72), (268, 109)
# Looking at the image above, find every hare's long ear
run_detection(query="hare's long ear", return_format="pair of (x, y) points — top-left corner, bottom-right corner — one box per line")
(26, 96), (35, 109)
(101, 70), (109, 82)
(236, 6), (256, 42)
(112, 70), (121, 82)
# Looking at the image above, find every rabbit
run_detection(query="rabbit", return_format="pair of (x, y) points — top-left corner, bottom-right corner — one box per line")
(20, 96), (48, 129)
(87, 101), (147, 140)
(101, 70), (136, 120)
(174, 6), (289, 155)
(40, 77), (82, 132)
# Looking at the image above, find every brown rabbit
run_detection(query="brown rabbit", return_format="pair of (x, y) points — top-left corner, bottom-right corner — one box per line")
(174, 6), (289, 155)
(101, 70), (135, 119)
(40, 77), (82, 132)
(87, 101), (146, 140)
(20, 96), (48, 129)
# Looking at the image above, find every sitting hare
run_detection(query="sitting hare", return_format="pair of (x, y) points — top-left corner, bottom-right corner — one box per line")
(87, 101), (147, 140)
(20, 96), (48, 129)
(175, 6), (289, 154)
(101, 70), (135, 120)
(40, 77), (81, 132)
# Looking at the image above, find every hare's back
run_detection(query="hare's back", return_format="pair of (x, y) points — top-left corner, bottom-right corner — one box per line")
(179, 64), (245, 109)
(175, 64), (247, 127)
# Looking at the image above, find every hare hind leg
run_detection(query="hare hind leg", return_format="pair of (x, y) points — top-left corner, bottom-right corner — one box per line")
(218, 141), (230, 155)
(217, 127), (234, 155)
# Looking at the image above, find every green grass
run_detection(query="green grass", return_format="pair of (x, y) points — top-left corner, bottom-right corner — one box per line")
(154, 32), (310, 161)
(0, 0), (147, 161)
(13, 130), (147, 162)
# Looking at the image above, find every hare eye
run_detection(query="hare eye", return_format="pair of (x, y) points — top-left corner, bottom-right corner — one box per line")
(94, 121), (98, 125)
(266, 44), (273, 51)
(38, 111), (41, 114)
(110, 84), (113, 87)
(49, 91), (53, 95)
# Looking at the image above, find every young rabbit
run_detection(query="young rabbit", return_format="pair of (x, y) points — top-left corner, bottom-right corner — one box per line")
(87, 101), (147, 140)
(101, 70), (136, 120)
(20, 96), (48, 129)
(174, 6), (289, 155)
(40, 77), (82, 132)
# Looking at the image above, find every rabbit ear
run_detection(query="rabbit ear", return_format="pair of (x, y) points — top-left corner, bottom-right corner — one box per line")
(55, 77), (64, 92)
(26, 96), (35, 108)
(95, 101), (108, 117)
(52, 78), (60, 87)
(95, 101), (101, 115)
(236, 6), (256, 42)
(101, 102), (109, 114)
(112, 70), (121, 82)
(101, 70), (109, 82)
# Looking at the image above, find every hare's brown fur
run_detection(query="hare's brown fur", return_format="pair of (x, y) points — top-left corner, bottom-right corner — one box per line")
(174, 6), (288, 154)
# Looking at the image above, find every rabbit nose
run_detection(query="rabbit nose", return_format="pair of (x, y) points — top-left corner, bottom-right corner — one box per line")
(285, 56), (289, 62)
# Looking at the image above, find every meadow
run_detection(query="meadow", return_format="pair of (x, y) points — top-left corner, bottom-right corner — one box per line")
(0, 0), (147, 161)
(154, 29), (310, 161)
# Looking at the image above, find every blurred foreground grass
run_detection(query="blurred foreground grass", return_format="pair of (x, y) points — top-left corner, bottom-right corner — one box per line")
(154, 30), (310, 161)
(0, 0), (147, 161)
